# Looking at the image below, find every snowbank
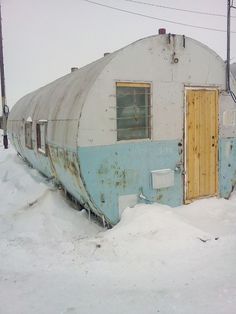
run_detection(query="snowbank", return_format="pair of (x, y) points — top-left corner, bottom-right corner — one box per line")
(0, 143), (236, 314)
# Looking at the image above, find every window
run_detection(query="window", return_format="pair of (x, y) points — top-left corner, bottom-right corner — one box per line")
(25, 122), (33, 149)
(36, 121), (47, 154)
(116, 82), (151, 141)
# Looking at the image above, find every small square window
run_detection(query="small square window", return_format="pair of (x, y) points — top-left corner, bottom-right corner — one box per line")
(36, 121), (47, 155)
(25, 122), (33, 149)
(116, 82), (151, 141)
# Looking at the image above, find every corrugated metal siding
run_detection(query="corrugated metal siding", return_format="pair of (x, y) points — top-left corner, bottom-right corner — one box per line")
(9, 54), (117, 147)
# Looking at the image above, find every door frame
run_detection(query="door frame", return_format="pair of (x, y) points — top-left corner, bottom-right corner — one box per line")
(183, 86), (219, 203)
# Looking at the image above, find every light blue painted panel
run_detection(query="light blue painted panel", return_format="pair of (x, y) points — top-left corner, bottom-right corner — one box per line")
(219, 138), (236, 198)
(13, 137), (236, 226)
(47, 144), (93, 210)
(10, 135), (53, 178)
(78, 140), (183, 224)
(23, 149), (53, 178)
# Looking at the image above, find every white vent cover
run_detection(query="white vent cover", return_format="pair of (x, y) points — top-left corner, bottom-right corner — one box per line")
(151, 169), (174, 189)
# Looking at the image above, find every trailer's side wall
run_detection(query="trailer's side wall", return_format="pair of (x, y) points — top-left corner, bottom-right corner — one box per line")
(8, 55), (116, 218)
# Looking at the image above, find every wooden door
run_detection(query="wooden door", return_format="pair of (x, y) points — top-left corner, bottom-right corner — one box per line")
(185, 89), (218, 202)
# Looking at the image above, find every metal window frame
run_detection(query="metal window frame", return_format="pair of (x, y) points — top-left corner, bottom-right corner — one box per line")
(24, 121), (33, 149)
(116, 82), (151, 141)
(36, 121), (48, 155)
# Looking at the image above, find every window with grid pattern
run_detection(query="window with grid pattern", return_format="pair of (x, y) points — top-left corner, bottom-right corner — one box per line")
(116, 82), (151, 141)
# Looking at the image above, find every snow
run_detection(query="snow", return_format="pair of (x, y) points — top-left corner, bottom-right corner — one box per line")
(0, 141), (236, 314)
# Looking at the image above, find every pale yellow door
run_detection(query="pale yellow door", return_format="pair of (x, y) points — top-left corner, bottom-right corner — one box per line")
(185, 89), (218, 202)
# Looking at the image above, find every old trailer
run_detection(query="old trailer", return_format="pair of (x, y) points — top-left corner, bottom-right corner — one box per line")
(8, 32), (236, 225)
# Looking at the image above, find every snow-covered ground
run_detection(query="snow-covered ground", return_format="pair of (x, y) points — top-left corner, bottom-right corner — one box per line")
(0, 141), (236, 314)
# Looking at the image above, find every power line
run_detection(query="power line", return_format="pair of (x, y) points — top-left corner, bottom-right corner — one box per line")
(81, 0), (236, 33)
(122, 0), (236, 19)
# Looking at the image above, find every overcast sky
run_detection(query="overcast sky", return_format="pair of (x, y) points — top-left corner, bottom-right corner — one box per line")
(2, 0), (236, 107)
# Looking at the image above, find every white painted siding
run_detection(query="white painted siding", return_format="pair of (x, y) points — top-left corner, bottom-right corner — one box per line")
(79, 35), (235, 147)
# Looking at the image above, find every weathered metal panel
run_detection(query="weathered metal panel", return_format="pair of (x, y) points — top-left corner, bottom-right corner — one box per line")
(78, 140), (183, 224)
(219, 93), (236, 138)
(219, 138), (236, 198)
(8, 54), (117, 188)
(47, 142), (102, 217)
(78, 36), (229, 147)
